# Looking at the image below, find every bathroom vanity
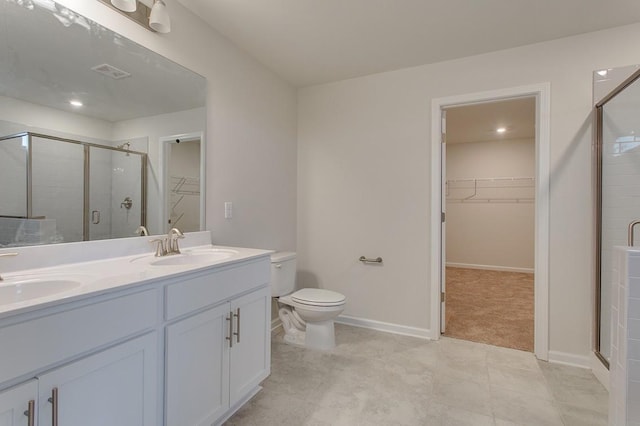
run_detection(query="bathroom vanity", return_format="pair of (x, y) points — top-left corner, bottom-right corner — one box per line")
(0, 232), (271, 426)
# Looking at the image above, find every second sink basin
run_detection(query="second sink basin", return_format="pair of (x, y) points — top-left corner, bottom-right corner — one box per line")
(140, 248), (239, 266)
(0, 278), (83, 305)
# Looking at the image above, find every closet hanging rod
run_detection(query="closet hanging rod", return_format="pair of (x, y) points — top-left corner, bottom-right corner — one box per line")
(446, 176), (534, 183)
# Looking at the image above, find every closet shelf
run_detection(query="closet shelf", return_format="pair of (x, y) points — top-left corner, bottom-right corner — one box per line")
(170, 176), (200, 196)
(446, 177), (534, 203)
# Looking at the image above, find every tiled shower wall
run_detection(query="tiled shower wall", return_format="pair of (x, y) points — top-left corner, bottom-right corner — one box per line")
(610, 247), (640, 426)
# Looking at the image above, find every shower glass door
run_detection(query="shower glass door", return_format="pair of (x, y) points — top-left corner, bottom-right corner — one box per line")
(597, 70), (640, 365)
(89, 145), (146, 240)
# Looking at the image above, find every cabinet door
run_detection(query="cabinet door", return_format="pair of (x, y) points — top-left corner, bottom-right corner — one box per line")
(37, 333), (157, 426)
(229, 286), (271, 406)
(0, 380), (37, 426)
(166, 303), (230, 426)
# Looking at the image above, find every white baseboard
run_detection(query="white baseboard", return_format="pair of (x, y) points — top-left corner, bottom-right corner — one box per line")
(590, 352), (610, 391)
(446, 262), (534, 274)
(548, 350), (591, 369)
(336, 315), (431, 340)
(271, 318), (282, 332)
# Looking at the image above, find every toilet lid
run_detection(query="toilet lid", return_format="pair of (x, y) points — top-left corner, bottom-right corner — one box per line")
(291, 288), (346, 306)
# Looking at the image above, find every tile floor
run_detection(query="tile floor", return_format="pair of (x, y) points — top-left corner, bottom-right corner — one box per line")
(226, 324), (608, 426)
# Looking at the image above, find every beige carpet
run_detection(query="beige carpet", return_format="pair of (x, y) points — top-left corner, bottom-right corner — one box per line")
(444, 267), (534, 352)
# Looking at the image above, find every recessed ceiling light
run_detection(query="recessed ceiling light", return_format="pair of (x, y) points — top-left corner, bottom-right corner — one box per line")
(496, 127), (507, 134)
(69, 100), (83, 107)
(597, 70), (608, 77)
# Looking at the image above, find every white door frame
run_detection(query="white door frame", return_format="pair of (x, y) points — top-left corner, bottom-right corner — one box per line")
(429, 83), (551, 361)
(159, 131), (206, 233)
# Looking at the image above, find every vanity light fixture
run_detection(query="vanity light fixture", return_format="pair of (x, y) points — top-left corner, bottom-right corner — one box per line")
(496, 127), (507, 134)
(98, 0), (170, 34)
(149, 0), (171, 33)
(111, 0), (137, 13)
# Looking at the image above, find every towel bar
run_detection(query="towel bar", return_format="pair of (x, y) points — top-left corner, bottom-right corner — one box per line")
(359, 256), (383, 264)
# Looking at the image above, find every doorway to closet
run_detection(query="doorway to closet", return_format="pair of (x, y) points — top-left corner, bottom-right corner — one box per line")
(442, 97), (536, 352)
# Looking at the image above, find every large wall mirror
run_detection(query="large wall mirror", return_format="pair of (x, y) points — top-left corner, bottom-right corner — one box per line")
(0, 0), (206, 247)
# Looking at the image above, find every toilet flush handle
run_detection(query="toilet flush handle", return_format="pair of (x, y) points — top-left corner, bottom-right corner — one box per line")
(274, 263), (282, 269)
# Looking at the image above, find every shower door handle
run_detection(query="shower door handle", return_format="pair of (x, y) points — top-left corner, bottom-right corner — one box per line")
(628, 220), (640, 246)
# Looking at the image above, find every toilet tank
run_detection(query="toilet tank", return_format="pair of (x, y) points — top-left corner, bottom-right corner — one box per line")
(270, 252), (297, 297)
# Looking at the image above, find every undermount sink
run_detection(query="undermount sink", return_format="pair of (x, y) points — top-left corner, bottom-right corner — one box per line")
(132, 248), (239, 266)
(0, 278), (83, 305)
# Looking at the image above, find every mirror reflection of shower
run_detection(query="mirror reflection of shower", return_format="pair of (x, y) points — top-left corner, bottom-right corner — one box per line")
(0, 132), (147, 246)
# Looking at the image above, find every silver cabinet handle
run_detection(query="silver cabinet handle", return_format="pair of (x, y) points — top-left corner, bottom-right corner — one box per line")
(48, 387), (58, 426)
(23, 400), (35, 426)
(233, 308), (241, 343)
(226, 312), (233, 348)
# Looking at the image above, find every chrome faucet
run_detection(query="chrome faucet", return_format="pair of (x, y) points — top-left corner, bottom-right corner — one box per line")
(135, 225), (149, 236)
(167, 228), (185, 254)
(149, 228), (184, 257)
(0, 252), (18, 281)
(149, 238), (168, 257)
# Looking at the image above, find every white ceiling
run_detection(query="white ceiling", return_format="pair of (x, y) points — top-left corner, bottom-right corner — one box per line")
(177, 0), (640, 87)
(445, 97), (535, 144)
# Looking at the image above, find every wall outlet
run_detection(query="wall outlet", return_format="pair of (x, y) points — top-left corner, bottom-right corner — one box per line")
(224, 202), (232, 219)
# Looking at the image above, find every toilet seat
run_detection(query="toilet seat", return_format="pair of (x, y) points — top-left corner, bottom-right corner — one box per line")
(291, 288), (346, 307)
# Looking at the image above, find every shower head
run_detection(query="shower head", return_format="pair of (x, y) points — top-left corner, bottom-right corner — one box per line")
(116, 142), (131, 156)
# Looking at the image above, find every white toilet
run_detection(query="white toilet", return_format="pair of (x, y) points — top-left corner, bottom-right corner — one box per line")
(271, 252), (346, 350)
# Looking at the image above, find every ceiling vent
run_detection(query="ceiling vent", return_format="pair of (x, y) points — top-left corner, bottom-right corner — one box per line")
(91, 63), (132, 80)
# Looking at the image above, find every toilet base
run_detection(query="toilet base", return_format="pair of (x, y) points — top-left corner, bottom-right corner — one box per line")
(277, 300), (340, 351)
(304, 320), (336, 350)
(281, 321), (337, 350)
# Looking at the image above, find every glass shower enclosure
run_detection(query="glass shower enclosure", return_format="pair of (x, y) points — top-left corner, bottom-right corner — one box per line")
(595, 69), (640, 367)
(0, 132), (147, 247)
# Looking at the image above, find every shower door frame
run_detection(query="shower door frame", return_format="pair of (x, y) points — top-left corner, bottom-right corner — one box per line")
(593, 68), (640, 369)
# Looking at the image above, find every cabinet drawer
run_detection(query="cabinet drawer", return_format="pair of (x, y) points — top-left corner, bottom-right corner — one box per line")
(0, 289), (157, 385)
(165, 258), (270, 321)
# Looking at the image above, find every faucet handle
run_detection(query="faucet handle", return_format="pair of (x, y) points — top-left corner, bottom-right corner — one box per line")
(135, 226), (149, 236)
(168, 228), (184, 254)
(149, 238), (167, 257)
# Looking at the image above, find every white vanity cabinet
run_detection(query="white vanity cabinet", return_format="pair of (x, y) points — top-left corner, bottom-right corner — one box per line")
(37, 332), (157, 426)
(0, 333), (157, 426)
(0, 289), (159, 426)
(166, 304), (231, 426)
(164, 260), (271, 426)
(0, 250), (271, 426)
(0, 380), (37, 426)
(228, 287), (271, 407)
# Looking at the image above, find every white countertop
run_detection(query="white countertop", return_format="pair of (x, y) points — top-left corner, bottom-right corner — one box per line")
(0, 234), (272, 319)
